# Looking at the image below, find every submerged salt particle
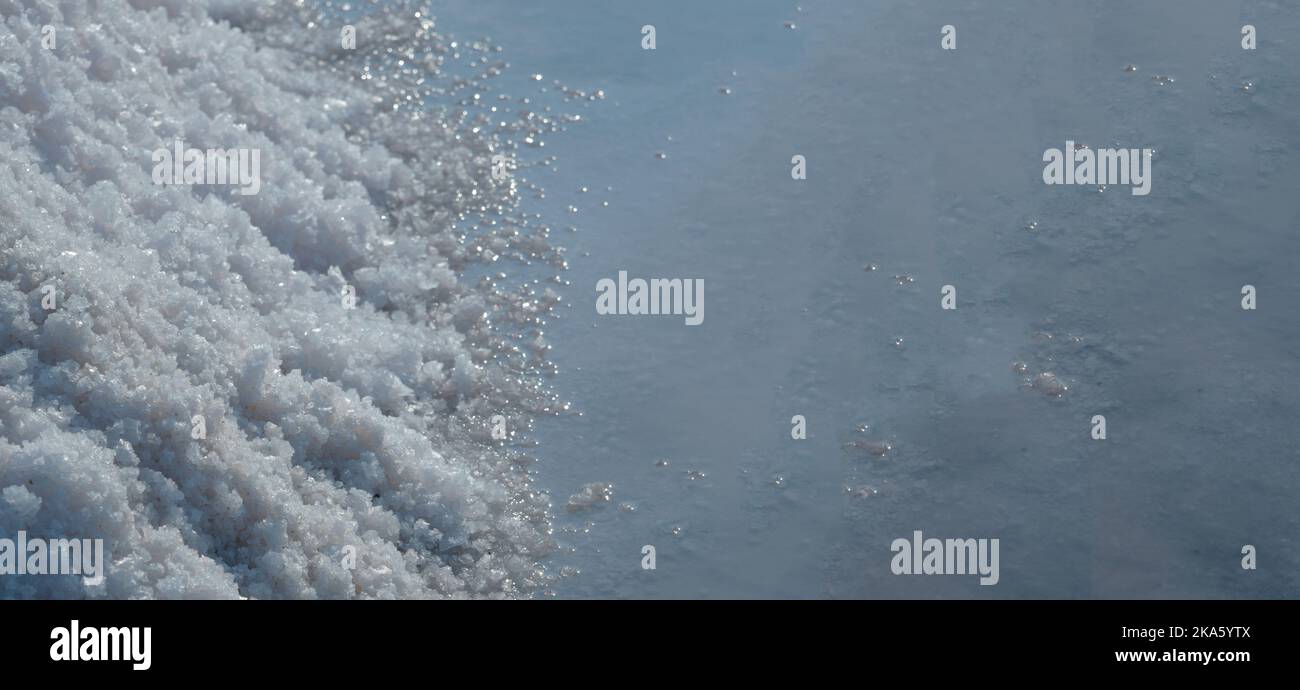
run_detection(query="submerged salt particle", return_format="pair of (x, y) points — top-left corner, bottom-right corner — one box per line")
(843, 439), (893, 457)
(846, 485), (879, 499)
(566, 483), (614, 512)
(1032, 372), (1069, 397)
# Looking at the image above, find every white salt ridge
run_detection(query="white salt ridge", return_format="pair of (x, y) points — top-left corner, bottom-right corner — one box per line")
(0, 0), (568, 598)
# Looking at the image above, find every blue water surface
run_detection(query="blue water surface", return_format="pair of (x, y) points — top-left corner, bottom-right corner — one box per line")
(435, 0), (1300, 599)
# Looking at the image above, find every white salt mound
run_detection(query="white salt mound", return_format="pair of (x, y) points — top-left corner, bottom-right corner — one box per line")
(0, 0), (565, 598)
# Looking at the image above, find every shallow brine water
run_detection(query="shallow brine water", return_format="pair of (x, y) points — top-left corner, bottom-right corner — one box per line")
(463, 0), (1300, 599)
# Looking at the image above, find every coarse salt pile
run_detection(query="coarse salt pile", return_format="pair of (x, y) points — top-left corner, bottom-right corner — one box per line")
(0, 0), (564, 598)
